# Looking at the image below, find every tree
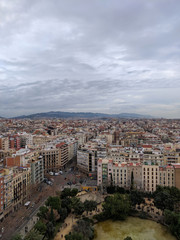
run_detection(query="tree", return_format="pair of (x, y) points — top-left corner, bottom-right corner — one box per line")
(34, 220), (47, 235)
(154, 190), (174, 211)
(45, 196), (61, 211)
(70, 188), (78, 197)
(61, 197), (72, 213)
(24, 230), (43, 240)
(164, 210), (180, 238)
(72, 219), (94, 240)
(154, 186), (180, 211)
(130, 171), (134, 190)
(61, 188), (72, 199)
(84, 200), (97, 215)
(130, 190), (144, 207)
(59, 207), (68, 221)
(37, 206), (48, 219)
(65, 232), (84, 240)
(11, 234), (23, 240)
(71, 197), (84, 216)
(46, 222), (55, 239)
(50, 207), (55, 224)
(106, 185), (116, 194)
(116, 186), (126, 194)
(124, 237), (132, 240)
(103, 194), (130, 220)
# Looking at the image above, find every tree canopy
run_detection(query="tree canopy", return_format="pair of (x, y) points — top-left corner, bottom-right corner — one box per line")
(103, 193), (131, 220)
(45, 196), (61, 211)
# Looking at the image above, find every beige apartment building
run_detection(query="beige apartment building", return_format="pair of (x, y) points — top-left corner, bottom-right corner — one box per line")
(2, 168), (13, 217)
(142, 165), (159, 192)
(31, 156), (44, 184)
(0, 137), (9, 151)
(159, 166), (174, 187)
(98, 159), (180, 192)
(39, 142), (69, 173)
(112, 163), (128, 188)
(56, 142), (68, 167)
(164, 152), (180, 165)
(174, 165), (180, 190)
(128, 164), (142, 190)
(77, 149), (97, 174)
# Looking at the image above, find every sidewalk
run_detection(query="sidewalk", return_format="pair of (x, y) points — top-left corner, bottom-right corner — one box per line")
(54, 214), (78, 240)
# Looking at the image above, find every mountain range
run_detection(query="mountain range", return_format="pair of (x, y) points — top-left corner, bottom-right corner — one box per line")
(8, 111), (153, 119)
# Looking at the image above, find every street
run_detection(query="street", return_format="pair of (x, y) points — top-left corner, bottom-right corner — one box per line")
(0, 165), (86, 240)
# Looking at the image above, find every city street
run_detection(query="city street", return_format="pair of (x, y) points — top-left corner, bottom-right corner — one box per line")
(0, 164), (85, 240)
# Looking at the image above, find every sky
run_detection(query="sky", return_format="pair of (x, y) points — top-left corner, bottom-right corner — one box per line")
(0, 0), (180, 118)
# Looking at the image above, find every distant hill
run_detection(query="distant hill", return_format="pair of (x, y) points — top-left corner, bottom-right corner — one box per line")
(13, 111), (153, 119)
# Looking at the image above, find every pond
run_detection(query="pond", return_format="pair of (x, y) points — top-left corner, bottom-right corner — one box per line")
(94, 217), (176, 240)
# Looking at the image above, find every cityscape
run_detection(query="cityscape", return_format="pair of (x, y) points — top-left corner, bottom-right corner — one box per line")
(0, 117), (179, 239)
(1, 0), (180, 240)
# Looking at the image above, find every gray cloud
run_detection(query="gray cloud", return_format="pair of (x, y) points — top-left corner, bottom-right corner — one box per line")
(0, 0), (180, 118)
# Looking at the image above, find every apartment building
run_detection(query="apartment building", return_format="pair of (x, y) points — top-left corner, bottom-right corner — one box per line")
(77, 149), (97, 174)
(174, 164), (180, 190)
(143, 153), (164, 166)
(98, 159), (141, 189)
(0, 137), (9, 151)
(56, 142), (68, 167)
(112, 163), (128, 188)
(142, 165), (159, 192)
(12, 167), (31, 211)
(0, 176), (4, 221)
(159, 166), (174, 187)
(98, 158), (179, 192)
(39, 149), (61, 173)
(164, 152), (180, 165)
(67, 140), (78, 162)
(31, 156), (44, 184)
(127, 164), (142, 190)
(3, 169), (13, 217)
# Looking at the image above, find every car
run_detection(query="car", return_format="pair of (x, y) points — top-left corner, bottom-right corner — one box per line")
(49, 172), (54, 176)
(31, 203), (35, 208)
(44, 178), (48, 183)
(59, 171), (63, 174)
(54, 172), (59, 176)
(47, 181), (53, 185)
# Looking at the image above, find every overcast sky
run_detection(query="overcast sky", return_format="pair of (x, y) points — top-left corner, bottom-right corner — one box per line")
(0, 0), (180, 118)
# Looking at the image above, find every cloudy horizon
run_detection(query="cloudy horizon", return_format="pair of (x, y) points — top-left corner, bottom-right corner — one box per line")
(0, 0), (180, 118)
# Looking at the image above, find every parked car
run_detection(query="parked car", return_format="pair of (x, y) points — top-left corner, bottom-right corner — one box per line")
(49, 172), (54, 176)
(47, 181), (53, 185)
(54, 172), (59, 176)
(44, 178), (48, 183)
(59, 171), (63, 174)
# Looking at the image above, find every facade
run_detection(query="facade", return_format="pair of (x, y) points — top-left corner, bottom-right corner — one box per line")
(56, 142), (68, 167)
(142, 165), (159, 192)
(31, 156), (44, 184)
(0, 137), (9, 151)
(13, 167), (31, 211)
(67, 140), (78, 161)
(0, 176), (4, 221)
(77, 149), (97, 174)
(3, 169), (13, 217)
(39, 149), (61, 173)
(97, 158), (180, 192)
(159, 166), (175, 187)
(174, 165), (180, 190)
